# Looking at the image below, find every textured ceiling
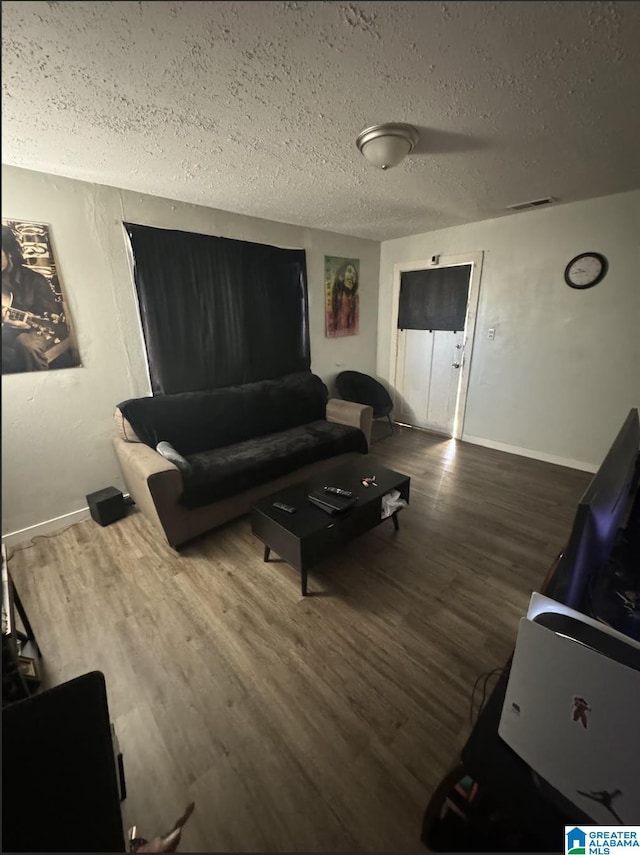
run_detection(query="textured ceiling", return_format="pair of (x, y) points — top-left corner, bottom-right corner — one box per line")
(2, 1), (640, 240)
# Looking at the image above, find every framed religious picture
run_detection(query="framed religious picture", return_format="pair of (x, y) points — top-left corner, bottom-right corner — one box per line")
(2, 219), (81, 374)
(325, 255), (360, 337)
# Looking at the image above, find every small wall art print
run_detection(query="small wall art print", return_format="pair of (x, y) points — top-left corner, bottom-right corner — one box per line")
(325, 255), (359, 338)
(2, 219), (80, 374)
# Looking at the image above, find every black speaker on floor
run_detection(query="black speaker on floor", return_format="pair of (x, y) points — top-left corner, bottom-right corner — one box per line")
(86, 487), (128, 527)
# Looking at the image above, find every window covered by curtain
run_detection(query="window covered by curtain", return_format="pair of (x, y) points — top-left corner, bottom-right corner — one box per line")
(398, 264), (471, 331)
(125, 224), (310, 394)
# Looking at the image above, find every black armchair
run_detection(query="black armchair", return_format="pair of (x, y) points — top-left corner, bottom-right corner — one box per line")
(335, 371), (394, 439)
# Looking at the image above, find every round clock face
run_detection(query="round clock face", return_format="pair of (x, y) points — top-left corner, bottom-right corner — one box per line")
(565, 253), (608, 289)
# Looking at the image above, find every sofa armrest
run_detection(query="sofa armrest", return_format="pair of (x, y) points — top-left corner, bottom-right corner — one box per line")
(326, 398), (373, 448)
(113, 436), (184, 544)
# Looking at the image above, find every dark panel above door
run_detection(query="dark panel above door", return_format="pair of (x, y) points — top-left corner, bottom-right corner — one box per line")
(398, 265), (471, 331)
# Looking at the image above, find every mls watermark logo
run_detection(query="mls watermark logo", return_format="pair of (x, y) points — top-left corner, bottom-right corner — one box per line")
(565, 827), (640, 855)
(567, 828), (587, 855)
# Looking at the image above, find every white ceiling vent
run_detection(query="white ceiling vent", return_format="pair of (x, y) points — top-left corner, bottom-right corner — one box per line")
(507, 197), (555, 212)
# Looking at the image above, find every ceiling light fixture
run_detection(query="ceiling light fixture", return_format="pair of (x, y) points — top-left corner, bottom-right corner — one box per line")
(356, 123), (419, 170)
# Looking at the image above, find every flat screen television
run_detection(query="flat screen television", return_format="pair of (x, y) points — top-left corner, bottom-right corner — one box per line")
(546, 408), (640, 638)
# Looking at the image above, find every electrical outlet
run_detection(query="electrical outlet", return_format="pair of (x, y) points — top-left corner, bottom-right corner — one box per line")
(487, 328), (496, 340)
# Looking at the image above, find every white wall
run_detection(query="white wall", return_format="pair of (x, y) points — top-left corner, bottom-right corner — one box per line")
(379, 190), (640, 471)
(2, 165), (379, 538)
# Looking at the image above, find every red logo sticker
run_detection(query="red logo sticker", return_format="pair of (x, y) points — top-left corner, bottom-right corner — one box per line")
(571, 696), (591, 729)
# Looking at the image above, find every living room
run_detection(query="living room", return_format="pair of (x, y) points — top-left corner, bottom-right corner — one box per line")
(2, 1), (640, 852)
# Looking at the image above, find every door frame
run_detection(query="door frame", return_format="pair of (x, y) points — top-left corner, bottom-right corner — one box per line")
(388, 251), (483, 440)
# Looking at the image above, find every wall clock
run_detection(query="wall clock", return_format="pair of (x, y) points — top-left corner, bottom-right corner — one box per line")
(564, 252), (608, 290)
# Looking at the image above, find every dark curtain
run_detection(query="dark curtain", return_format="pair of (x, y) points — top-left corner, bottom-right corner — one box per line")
(398, 265), (471, 331)
(125, 223), (310, 394)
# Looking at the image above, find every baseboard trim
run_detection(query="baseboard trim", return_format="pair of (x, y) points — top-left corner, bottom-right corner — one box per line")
(461, 433), (597, 473)
(2, 506), (91, 547)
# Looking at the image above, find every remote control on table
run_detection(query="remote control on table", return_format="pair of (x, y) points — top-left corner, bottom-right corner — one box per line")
(273, 501), (296, 513)
(323, 487), (353, 497)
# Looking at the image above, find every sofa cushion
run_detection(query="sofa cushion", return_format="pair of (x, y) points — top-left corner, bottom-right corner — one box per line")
(180, 420), (367, 509)
(117, 372), (328, 456)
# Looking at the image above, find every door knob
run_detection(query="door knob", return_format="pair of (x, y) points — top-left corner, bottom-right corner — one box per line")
(452, 362), (461, 369)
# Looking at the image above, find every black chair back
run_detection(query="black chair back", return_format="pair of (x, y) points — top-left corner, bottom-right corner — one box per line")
(335, 371), (393, 420)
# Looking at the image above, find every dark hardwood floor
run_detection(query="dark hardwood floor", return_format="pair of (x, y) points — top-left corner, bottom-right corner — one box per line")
(8, 426), (591, 852)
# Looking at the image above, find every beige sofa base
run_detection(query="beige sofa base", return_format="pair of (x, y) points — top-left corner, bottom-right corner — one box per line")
(119, 446), (362, 549)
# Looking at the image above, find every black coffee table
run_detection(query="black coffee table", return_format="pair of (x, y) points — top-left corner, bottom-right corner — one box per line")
(250, 461), (410, 595)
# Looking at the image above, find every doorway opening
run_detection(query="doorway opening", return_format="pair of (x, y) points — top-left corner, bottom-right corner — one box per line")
(389, 252), (483, 440)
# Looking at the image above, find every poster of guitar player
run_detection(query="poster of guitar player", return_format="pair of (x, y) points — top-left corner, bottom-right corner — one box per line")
(2, 219), (80, 374)
(325, 255), (360, 337)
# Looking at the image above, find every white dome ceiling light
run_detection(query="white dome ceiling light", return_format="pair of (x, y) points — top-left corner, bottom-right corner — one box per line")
(356, 123), (419, 170)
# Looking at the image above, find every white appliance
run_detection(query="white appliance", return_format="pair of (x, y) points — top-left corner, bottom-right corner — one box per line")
(498, 593), (640, 824)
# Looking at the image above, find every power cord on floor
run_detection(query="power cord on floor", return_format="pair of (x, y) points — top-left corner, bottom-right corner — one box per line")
(4, 522), (83, 564)
(469, 667), (504, 726)
(4, 495), (134, 564)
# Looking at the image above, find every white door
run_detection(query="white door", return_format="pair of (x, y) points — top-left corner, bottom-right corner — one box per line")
(395, 328), (465, 434)
(390, 254), (482, 439)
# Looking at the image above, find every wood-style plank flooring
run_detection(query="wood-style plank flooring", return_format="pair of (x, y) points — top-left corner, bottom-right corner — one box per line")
(8, 426), (591, 852)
